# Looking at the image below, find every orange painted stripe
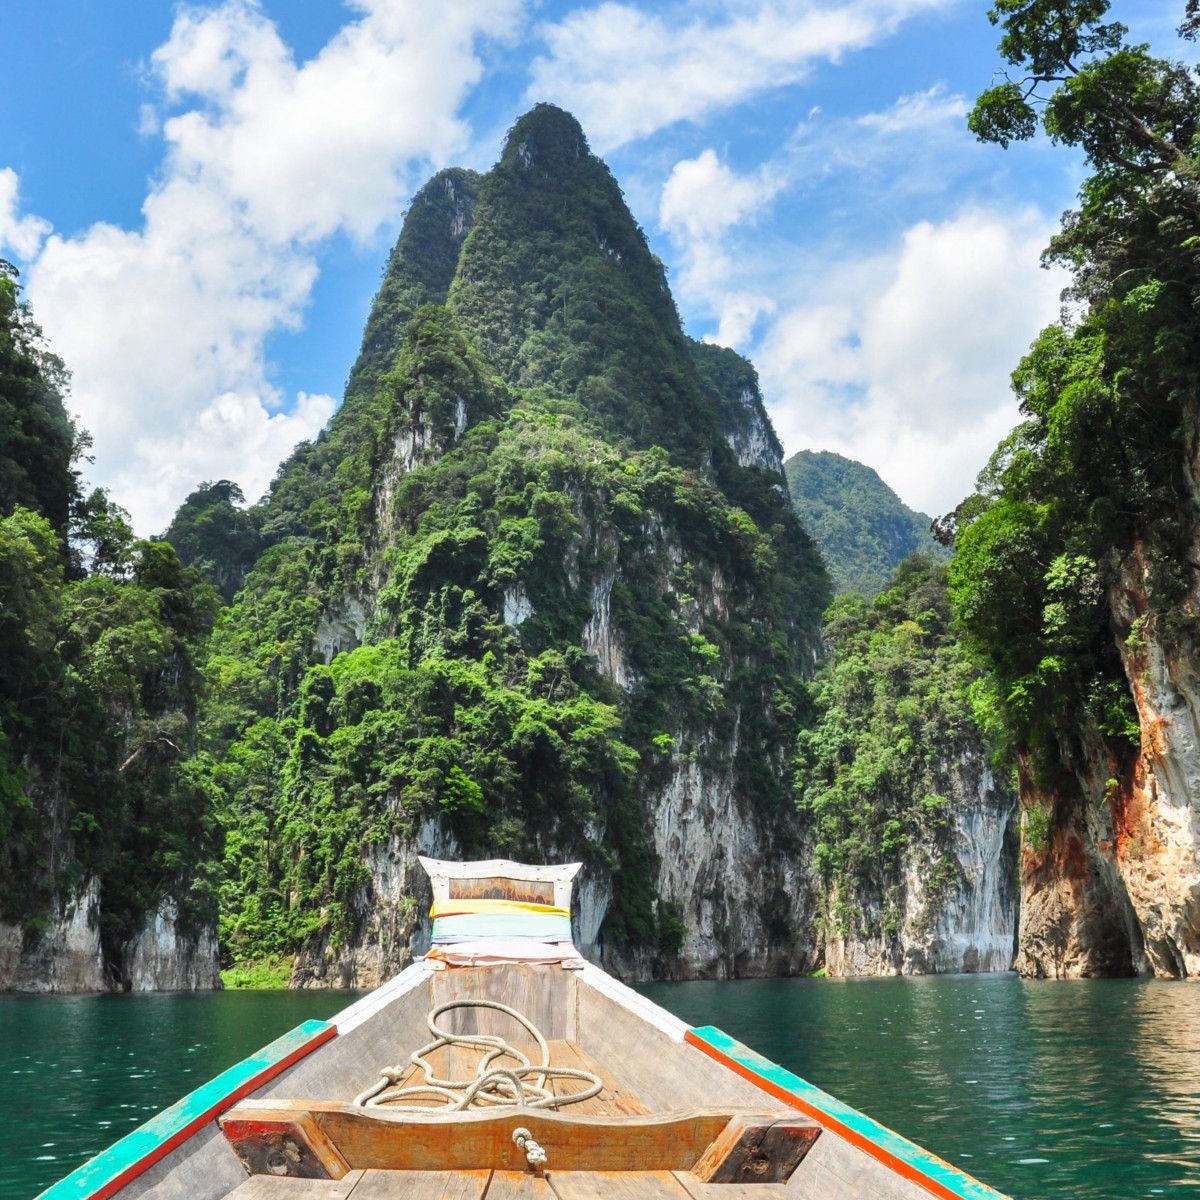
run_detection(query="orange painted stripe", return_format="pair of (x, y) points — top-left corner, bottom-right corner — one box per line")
(685, 1028), (998, 1200)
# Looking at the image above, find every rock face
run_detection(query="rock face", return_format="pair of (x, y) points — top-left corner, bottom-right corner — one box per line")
(0, 882), (219, 993)
(1015, 535), (1200, 979)
(687, 341), (784, 474)
(825, 747), (1018, 976)
(291, 818), (457, 988)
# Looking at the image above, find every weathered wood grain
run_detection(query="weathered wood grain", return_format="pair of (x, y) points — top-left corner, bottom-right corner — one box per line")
(692, 1118), (820, 1184)
(783, 1132), (935, 1200)
(348, 1170), (491, 1200)
(223, 1171), (363, 1199)
(221, 1109), (351, 1180)
(484, 1171), (555, 1200)
(429, 966), (576, 1042)
(545, 1171), (691, 1200)
(669, 1172), (790, 1200)
(572, 986), (779, 1114)
(221, 1102), (738, 1174)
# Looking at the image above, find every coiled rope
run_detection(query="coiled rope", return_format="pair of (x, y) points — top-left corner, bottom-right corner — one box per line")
(353, 999), (603, 1113)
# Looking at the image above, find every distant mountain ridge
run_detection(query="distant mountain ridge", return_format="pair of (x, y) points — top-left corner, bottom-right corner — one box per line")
(784, 450), (947, 596)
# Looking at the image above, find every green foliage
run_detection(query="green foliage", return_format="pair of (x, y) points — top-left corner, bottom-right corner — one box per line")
(796, 556), (1006, 929)
(203, 107), (828, 966)
(784, 450), (948, 597)
(0, 504), (220, 954)
(217, 640), (636, 960)
(349, 169), (481, 403)
(948, 0), (1200, 824)
(0, 267), (221, 970)
(687, 340), (783, 468)
(0, 261), (79, 539)
(449, 105), (724, 469)
(163, 480), (262, 601)
(969, 0), (1200, 309)
(220, 955), (294, 989)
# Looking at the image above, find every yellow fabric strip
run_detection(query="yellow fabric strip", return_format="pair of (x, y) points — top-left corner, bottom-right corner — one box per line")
(430, 898), (569, 919)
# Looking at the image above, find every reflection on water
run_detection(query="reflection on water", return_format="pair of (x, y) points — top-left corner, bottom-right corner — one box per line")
(637, 975), (1200, 1200)
(2, 977), (1197, 1200)
(0, 989), (363, 1200)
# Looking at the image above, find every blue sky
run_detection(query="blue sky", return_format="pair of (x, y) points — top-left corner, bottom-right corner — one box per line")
(0, 0), (1185, 530)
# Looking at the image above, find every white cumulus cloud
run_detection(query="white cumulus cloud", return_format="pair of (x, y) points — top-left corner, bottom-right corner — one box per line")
(528, 0), (950, 151)
(756, 208), (1068, 515)
(656, 87), (982, 348)
(0, 169), (52, 261)
(23, 0), (522, 533)
(659, 149), (783, 344)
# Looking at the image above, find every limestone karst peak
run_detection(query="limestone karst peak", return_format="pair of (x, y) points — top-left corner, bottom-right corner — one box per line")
(499, 103), (591, 172)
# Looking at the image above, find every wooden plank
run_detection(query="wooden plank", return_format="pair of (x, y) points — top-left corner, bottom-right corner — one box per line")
(350, 1170), (492, 1200)
(554, 1043), (647, 1117)
(671, 1172), (790, 1200)
(430, 965), (575, 1042)
(225, 1171), (363, 1198)
(319, 1108), (733, 1174)
(546, 1171), (691, 1200)
(573, 986), (773, 1114)
(485, 1171), (556, 1200)
(783, 1132), (933, 1200)
(375, 1040), (644, 1119)
(36, 1020), (337, 1200)
(684, 1028), (1009, 1200)
(224, 1101), (741, 1174)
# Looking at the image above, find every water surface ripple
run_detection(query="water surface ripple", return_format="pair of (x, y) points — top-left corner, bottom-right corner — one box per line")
(638, 974), (1200, 1199)
(0, 989), (361, 1199)
(2, 977), (1197, 1199)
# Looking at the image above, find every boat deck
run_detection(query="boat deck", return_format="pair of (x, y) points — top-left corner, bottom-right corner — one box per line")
(218, 1034), (808, 1200)
(227, 1169), (792, 1200)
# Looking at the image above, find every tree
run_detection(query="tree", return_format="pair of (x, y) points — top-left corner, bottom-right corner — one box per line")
(0, 261), (80, 538)
(969, 0), (1200, 304)
(950, 0), (1200, 779)
(162, 480), (262, 602)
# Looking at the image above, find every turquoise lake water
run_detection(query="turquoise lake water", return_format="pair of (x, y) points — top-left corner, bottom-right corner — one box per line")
(2, 974), (1198, 1199)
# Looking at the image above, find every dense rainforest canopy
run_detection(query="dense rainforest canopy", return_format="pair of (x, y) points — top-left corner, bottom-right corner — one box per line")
(784, 451), (946, 598)
(0, 263), (219, 981)
(947, 0), (1200, 806)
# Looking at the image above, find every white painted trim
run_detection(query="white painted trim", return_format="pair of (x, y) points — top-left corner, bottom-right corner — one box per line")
(330, 958), (433, 1035)
(418, 857), (582, 882)
(418, 857), (583, 910)
(574, 962), (689, 1043)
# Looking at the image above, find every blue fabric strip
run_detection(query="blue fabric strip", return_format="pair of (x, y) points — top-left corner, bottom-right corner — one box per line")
(431, 911), (573, 942)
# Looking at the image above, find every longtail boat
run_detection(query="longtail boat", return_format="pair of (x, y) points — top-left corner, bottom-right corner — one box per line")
(37, 859), (1010, 1200)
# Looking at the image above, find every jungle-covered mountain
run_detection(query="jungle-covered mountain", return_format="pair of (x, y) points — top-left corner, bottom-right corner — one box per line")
(17, 0), (1199, 988)
(0, 259), (220, 990)
(946, 0), (1200, 977)
(0, 104), (1024, 990)
(784, 450), (947, 597)
(183, 105), (832, 984)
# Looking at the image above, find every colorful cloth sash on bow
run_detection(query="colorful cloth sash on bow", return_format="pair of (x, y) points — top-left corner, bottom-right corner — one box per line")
(429, 898), (572, 944)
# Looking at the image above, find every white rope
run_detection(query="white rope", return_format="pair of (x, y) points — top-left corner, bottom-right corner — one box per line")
(353, 999), (603, 1113)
